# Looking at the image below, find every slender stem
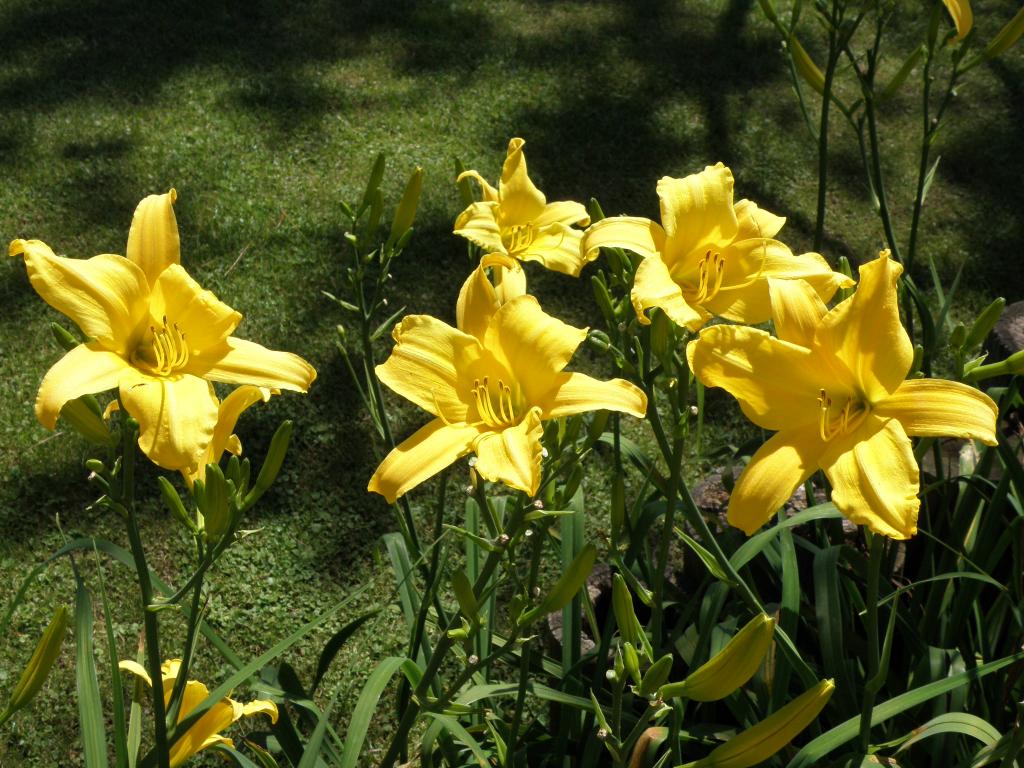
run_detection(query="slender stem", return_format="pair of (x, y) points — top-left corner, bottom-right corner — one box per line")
(858, 532), (885, 755)
(814, 9), (843, 251)
(378, 504), (528, 767)
(644, 396), (819, 685)
(906, 45), (935, 279)
(507, 526), (545, 763)
(165, 558), (205, 727)
(120, 421), (171, 768)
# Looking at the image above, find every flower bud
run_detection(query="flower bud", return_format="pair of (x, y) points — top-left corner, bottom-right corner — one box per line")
(387, 166), (424, 250)
(660, 614), (775, 702)
(1, 605), (68, 724)
(60, 398), (112, 446)
(689, 679), (835, 768)
(986, 6), (1024, 58)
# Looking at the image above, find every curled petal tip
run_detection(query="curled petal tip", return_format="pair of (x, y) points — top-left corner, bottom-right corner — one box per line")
(9, 238), (26, 257)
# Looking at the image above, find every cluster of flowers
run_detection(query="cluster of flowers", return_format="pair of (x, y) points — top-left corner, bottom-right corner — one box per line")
(10, 193), (314, 762)
(369, 138), (999, 541)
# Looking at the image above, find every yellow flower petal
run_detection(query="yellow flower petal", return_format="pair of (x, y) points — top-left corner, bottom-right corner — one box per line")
(149, 264), (241, 354)
(657, 164), (738, 256)
(375, 315), (479, 422)
(119, 371), (219, 472)
(818, 252), (911, 401)
(497, 138), (546, 226)
(703, 242), (850, 326)
(457, 254), (521, 340)
(184, 385), (275, 487)
(126, 189), (180, 286)
(943, 0), (973, 40)
(580, 216), (666, 263)
(686, 327), (822, 431)
(117, 659), (152, 688)
(727, 425), (823, 535)
(368, 419), (480, 503)
(820, 416), (920, 539)
(454, 201), (505, 254)
(240, 698), (279, 724)
(768, 278), (828, 348)
(533, 200), (590, 229)
(472, 408), (544, 496)
(538, 372), (647, 420)
(875, 378), (998, 446)
(169, 696), (238, 768)
(492, 260), (527, 307)
(762, 248), (852, 304)
(456, 169), (499, 203)
(518, 224), (590, 276)
(734, 198), (785, 240)
(631, 253), (707, 330)
(484, 295), (587, 404)
(35, 342), (131, 429)
(10, 239), (148, 355)
(189, 337), (317, 393)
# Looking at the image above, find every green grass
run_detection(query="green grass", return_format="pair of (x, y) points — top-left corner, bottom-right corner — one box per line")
(0, 0), (1022, 764)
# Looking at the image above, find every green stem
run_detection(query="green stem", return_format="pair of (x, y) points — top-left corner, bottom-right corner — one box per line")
(858, 532), (885, 755)
(120, 421), (171, 768)
(164, 556), (205, 727)
(814, 11), (843, 251)
(378, 504), (527, 767)
(507, 525), (546, 763)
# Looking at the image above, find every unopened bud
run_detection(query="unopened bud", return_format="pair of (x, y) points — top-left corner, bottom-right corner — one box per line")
(496, 533), (510, 547)
(533, 499), (544, 509)
(596, 728), (609, 741)
(468, 654), (479, 666)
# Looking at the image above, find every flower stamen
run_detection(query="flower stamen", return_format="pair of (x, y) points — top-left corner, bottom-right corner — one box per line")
(505, 224), (535, 254)
(693, 250), (727, 304)
(471, 377), (518, 428)
(132, 316), (189, 377)
(817, 388), (867, 442)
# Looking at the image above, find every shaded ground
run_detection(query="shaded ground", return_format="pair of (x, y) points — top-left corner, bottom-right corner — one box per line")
(0, 0), (1020, 763)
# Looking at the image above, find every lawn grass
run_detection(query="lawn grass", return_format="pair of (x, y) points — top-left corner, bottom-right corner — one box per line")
(1, 0), (1021, 764)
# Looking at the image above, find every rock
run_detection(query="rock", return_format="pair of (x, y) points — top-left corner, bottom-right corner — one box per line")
(986, 300), (1024, 364)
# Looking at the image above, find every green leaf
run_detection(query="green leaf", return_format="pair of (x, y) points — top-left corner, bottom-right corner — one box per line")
(895, 712), (1001, 753)
(310, 611), (379, 694)
(422, 713), (492, 767)
(75, 580), (109, 768)
(340, 656), (410, 768)
(786, 652), (1024, 767)
(519, 543), (597, 627)
(674, 526), (733, 584)
(451, 570), (479, 625)
(730, 504), (840, 570)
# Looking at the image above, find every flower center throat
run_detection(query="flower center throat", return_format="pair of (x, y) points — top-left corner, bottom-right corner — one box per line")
(131, 316), (189, 376)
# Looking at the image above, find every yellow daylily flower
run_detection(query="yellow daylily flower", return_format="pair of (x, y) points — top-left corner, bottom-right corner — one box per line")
(182, 385), (278, 488)
(687, 252), (998, 539)
(10, 190), (316, 473)
(943, 0), (973, 40)
(580, 163), (853, 331)
(455, 138), (592, 276)
(119, 658), (277, 767)
(368, 257), (647, 501)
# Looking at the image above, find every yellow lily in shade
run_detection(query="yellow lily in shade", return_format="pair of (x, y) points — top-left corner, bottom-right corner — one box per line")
(119, 659), (277, 767)
(943, 0), (973, 40)
(368, 255), (646, 501)
(581, 163), (852, 331)
(10, 190), (316, 473)
(455, 138), (593, 276)
(687, 252), (998, 539)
